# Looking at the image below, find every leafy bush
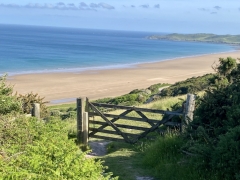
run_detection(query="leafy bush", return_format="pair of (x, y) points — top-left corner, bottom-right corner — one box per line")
(148, 83), (170, 94)
(0, 116), (116, 179)
(211, 126), (240, 180)
(0, 95), (22, 115)
(95, 83), (170, 106)
(17, 92), (49, 117)
(0, 75), (13, 96)
(192, 84), (240, 138)
(108, 94), (139, 105)
(0, 75), (22, 115)
(161, 74), (216, 97)
(183, 57), (240, 179)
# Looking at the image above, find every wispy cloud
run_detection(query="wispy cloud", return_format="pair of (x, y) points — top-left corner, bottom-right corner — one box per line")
(0, 2), (115, 11)
(238, 7), (240, 11)
(89, 3), (99, 8)
(154, 4), (160, 8)
(198, 8), (209, 12)
(214, 6), (221, 10)
(98, 3), (115, 10)
(80, 2), (88, 8)
(131, 5), (135, 8)
(140, 4), (149, 8)
(87, 2), (115, 10)
(0, 3), (20, 8)
(211, 12), (217, 14)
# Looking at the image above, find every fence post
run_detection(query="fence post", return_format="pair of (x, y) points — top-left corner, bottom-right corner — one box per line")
(32, 103), (40, 119)
(82, 112), (89, 145)
(184, 94), (196, 126)
(77, 98), (85, 144)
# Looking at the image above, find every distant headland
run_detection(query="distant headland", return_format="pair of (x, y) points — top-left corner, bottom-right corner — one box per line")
(148, 33), (240, 45)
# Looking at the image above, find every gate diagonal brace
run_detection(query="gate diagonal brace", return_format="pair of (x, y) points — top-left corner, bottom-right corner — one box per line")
(89, 109), (132, 136)
(132, 113), (179, 143)
(88, 102), (132, 143)
(135, 110), (155, 127)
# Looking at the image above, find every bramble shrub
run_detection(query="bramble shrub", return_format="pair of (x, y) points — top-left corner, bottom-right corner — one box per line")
(17, 92), (49, 117)
(183, 57), (240, 179)
(0, 115), (38, 154)
(161, 74), (216, 97)
(0, 75), (49, 116)
(0, 95), (22, 115)
(0, 75), (22, 114)
(211, 126), (240, 180)
(0, 75), (13, 96)
(147, 83), (170, 94)
(0, 116), (116, 179)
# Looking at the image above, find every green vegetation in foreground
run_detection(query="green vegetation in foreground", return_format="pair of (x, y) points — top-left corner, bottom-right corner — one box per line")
(99, 133), (219, 180)
(148, 33), (240, 45)
(0, 76), (117, 179)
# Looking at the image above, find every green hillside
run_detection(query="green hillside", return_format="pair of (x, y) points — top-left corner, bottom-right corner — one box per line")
(148, 33), (240, 45)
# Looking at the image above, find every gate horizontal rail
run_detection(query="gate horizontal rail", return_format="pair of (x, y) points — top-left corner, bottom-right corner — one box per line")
(77, 94), (196, 144)
(91, 102), (183, 116)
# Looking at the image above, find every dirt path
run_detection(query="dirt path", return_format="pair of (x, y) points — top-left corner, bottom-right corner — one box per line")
(136, 177), (155, 180)
(86, 141), (156, 180)
(86, 141), (111, 157)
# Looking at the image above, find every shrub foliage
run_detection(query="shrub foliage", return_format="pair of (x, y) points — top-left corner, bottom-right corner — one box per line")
(17, 92), (49, 117)
(0, 117), (114, 179)
(0, 74), (116, 179)
(184, 57), (240, 179)
(0, 75), (22, 114)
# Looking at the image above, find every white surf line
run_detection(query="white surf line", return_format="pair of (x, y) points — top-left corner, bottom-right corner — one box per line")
(147, 71), (210, 81)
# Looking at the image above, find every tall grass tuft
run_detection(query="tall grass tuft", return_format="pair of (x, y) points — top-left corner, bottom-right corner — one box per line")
(142, 133), (219, 180)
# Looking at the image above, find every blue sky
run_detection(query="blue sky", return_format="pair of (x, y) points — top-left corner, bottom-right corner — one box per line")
(0, 0), (240, 34)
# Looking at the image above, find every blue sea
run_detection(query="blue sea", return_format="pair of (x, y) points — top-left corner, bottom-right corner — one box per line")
(0, 24), (235, 76)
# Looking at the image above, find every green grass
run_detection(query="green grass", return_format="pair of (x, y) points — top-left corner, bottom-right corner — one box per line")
(141, 134), (220, 180)
(50, 92), (221, 180)
(48, 103), (76, 111)
(98, 133), (220, 180)
(87, 95), (185, 179)
(99, 141), (155, 180)
(90, 92), (219, 180)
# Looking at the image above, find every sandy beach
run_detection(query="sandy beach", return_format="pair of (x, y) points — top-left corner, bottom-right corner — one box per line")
(7, 51), (240, 105)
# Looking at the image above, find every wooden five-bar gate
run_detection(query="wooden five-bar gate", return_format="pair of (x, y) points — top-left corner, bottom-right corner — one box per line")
(77, 94), (195, 144)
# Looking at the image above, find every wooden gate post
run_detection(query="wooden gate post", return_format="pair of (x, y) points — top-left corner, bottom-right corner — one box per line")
(32, 103), (40, 119)
(83, 112), (89, 144)
(184, 94), (195, 128)
(77, 98), (86, 144)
